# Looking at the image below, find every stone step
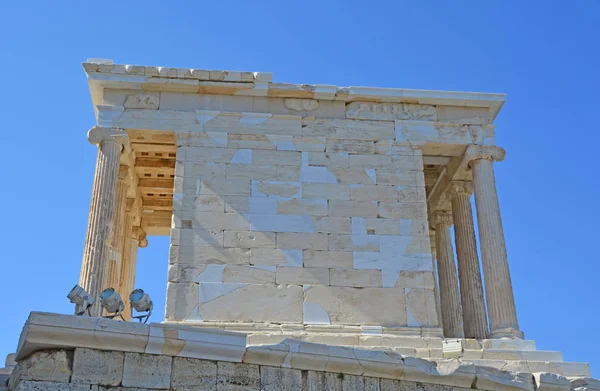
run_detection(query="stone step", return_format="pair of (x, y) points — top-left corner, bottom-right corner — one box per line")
(462, 349), (563, 361)
(466, 359), (591, 377)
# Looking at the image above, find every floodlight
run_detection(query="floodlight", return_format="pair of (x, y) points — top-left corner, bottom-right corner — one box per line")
(129, 289), (153, 324)
(68, 285), (95, 316)
(100, 288), (125, 320)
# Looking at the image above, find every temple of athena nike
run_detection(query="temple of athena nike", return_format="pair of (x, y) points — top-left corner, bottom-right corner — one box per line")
(2, 59), (598, 391)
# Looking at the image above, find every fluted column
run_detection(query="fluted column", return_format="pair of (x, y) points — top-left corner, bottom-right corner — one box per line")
(78, 127), (128, 316)
(106, 166), (129, 294)
(432, 211), (464, 338)
(118, 205), (135, 320)
(467, 145), (522, 339)
(449, 181), (488, 339)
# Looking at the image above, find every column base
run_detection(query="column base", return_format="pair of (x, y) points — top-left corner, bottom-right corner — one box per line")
(488, 327), (524, 340)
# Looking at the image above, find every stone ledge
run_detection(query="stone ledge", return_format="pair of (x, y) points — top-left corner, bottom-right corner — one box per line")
(83, 61), (505, 120)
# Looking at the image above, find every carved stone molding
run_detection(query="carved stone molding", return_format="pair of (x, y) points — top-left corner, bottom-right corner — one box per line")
(283, 98), (319, 112)
(346, 102), (437, 121)
(431, 211), (453, 227)
(88, 127), (129, 148)
(448, 181), (473, 199)
(464, 145), (506, 167)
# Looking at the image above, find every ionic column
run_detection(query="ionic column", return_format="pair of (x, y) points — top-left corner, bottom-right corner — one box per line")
(467, 146), (522, 339)
(449, 181), (488, 339)
(106, 166), (130, 295)
(432, 211), (464, 338)
(78, 127), (128, 316)
(118, 204), (135, 320)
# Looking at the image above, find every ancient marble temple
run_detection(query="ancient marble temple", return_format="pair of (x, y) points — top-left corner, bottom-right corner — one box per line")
(1, 60), (597, 391)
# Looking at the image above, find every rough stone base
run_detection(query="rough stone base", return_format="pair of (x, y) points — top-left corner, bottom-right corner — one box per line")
(3, 312), (598, 391)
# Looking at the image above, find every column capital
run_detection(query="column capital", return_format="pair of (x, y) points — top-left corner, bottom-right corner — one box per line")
(88, 127), (129, 148)
(431, 210), (453, 227)
(465, 145), (506, 167)
(448, 181), (473, 198)
(133, 228), (148, 248)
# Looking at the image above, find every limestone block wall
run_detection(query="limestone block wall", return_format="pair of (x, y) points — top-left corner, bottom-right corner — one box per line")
(5, 348), (541, 391)
(166, 106), (439, 329)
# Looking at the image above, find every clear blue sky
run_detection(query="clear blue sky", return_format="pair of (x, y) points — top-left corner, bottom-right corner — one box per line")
(1, 0), (598, 375)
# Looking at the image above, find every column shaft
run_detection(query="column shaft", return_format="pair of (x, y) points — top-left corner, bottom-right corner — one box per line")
(106, 169), (129, 294)
(450, 183), (488, 339)
(471, 158), (521, 338)
(433, 213), (464, 338)
(78, 128), (127, 316)
(118, 210), (135, 320)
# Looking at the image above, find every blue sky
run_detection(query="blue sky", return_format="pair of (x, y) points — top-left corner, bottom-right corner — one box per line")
(1, 0), (598, 375)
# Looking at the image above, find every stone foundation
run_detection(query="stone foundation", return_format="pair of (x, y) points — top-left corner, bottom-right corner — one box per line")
(1, 312), (598, 391)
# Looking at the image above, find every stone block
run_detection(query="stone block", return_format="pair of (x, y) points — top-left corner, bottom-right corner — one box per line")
(311, 217), (352, 234)
(303, 152), (349, 168)
(248, 248), (303, 267)
(165, 282), (199, 321)
(169, 246), (250, 265)
(185, 195), (226, 212)
(278, 199), (328, 216)
(350, 185), (400, 202)
(342, 374), (372, 390)
(326, 139), (375, 154)
(223, 265), (276, 284)
(224, 231), (276, 248)
(277, 233), (328, 250)
(227, 134), (277, 150)
(302, 118), (395, 141)
(303, 250), (353, 268)
(395, 271), (435, 289)
(216, 362), (260, 391)
(346, 102), (436, 121)
(188, 212), (250, 230)
(122, 353), (172, 389)
(276, 267), (329, 285)
(225, 165), (278, 180)
(171, 228), (225, 247)
(304, 286), (407, 325)
(329, 200), (378, 217)
(198, 284), (303, 323)
(10, 350), (71, 388)
(374, 170), (418, 186)
(405, 288), (438, 327)
(13, 381), (75, 391)
(329, 168), (376, 185)
(307, 371), (341, 391)
(171, 357), (216, 390)
(378, 202), (427, 219)
(330, 268), (382, 287)
(71, 348), (123, 386)
(253, 150), (301, 166)
(225, 196), (278, 214)
(303, 183), (350, 200)
(260, 366), (302, 391)
(198, 179), (251, 196)
(533, 372), (570, 391)
(436, 105), (490, 125)
(292, 136), (326, 152)
(253, 181), (302, 198)
(328, 235), (380, 252)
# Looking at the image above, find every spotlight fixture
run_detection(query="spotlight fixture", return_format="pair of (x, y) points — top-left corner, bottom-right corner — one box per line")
(99, 288), (125, 320)
(129, 289), (153, 324)
(67, 285), (95, 316)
